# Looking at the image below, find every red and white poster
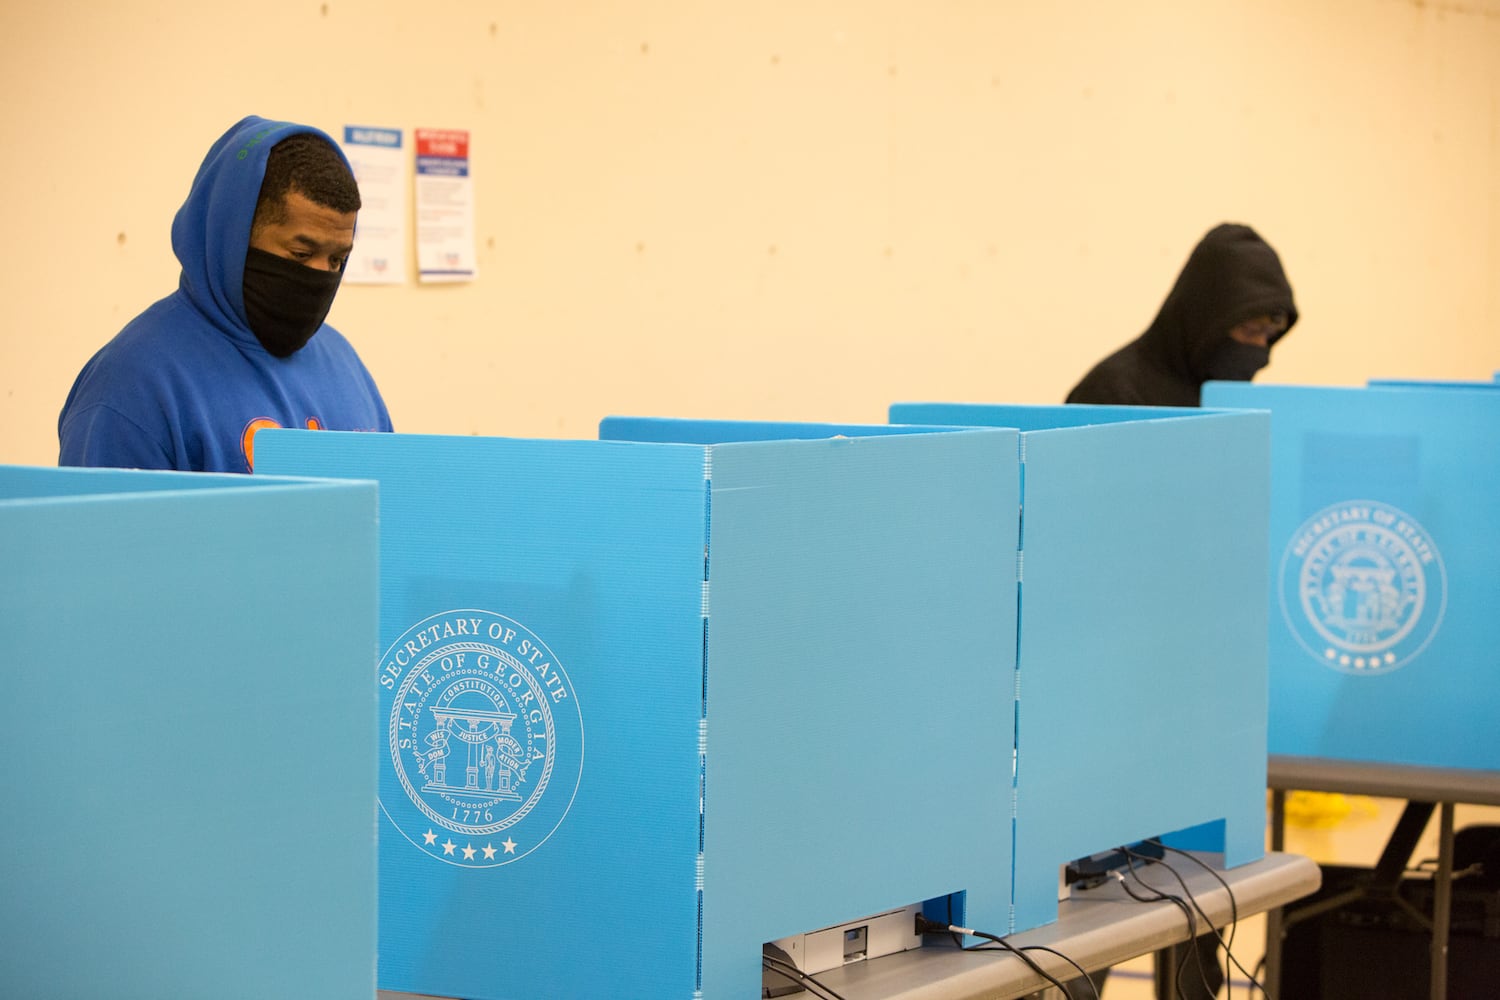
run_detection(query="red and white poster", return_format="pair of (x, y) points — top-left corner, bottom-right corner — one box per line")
(415, 128), (476, 283)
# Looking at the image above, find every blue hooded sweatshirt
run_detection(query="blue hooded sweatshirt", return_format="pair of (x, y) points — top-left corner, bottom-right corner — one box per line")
(59, 116), (392, 473)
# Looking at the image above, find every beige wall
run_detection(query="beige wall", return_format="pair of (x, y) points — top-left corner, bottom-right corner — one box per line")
(3, 0), (1497, 466)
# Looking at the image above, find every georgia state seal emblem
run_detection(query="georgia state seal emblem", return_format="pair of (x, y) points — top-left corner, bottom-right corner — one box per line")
(378, 609), (583, 867)
(1279, 500), (1447, 675)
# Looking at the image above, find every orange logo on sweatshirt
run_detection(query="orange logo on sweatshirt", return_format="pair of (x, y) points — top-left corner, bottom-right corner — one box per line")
(241, 416), (324, 472)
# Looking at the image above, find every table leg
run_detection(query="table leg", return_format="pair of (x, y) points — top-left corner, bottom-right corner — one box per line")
(1152, 944), (1177, 1000)
(1264, 788), (1286, 997)
(1430, 802), (1454, 1000)
(1373, 801), (1435, 887)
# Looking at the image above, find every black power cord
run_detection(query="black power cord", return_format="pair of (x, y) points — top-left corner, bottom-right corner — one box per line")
(760, 952), (851, 1000)
(1009, 944), (1100, 1000)
(1120, 846), (1222, 999)
(1140, 842), (1271, 997)
(915, 914), (1099, 999)
(1112, 862), (1211, 1000)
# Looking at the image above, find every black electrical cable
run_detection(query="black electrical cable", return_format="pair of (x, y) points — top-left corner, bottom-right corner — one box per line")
(760, 954), (850, 1000)
(1017, 944), (1101, 1000)
(1149, 841), (1241, 942)
(1147, 839), (1242, 968)
(1124, 848), (1267, 1000)
(1119, 855), (1209, 1000)
(1143, 842), (1270, 997)
(1114, 860), (1209, 1000)
(1121, 846), (1230, 998)
(963, 930), (1074, 995)
(945, 895), (964, 949)
(916, 915), (1082, 996)
(945, 926), (1101, 998)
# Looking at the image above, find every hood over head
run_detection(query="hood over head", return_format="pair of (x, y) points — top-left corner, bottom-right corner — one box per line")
(1138, 223), (1298, 384)
(170, 116), (354, 347)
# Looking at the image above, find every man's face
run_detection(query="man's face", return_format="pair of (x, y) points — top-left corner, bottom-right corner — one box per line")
(1227, 312), (1290, 348)
(249, 189), (356, 272)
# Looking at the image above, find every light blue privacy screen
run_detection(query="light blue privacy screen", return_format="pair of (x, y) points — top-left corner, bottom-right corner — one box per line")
(259, 422), (1017, 1000)
(890, 403), (1271, 933)
(1368, 378), (1500, 390)
(0, 465), (378, 1000)
(1204, 382), (1500, 771)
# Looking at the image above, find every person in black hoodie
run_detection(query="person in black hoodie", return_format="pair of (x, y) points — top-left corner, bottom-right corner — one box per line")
(1059, 223), (1296, 999)
(1067, 222), (1297, 406)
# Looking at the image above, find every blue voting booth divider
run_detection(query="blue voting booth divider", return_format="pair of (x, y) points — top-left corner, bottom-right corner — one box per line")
(257, 423), (1018, 1000)
(1203, 382), (1500, 772)
(890, 404), (1271, 933)
(0, 465), (379, 1000)
(1368, 378), (1500, 390)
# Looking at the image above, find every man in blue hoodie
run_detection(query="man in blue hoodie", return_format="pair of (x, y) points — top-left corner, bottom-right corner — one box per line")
(59, 116), (392, 473)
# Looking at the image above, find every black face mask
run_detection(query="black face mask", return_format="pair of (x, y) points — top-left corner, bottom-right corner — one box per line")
(241, 247), (343, 357)
(1204, 340), (1271, 382)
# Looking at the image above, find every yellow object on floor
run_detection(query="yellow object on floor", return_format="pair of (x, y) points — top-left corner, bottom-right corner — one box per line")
(1283, 790), (1379, 829)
